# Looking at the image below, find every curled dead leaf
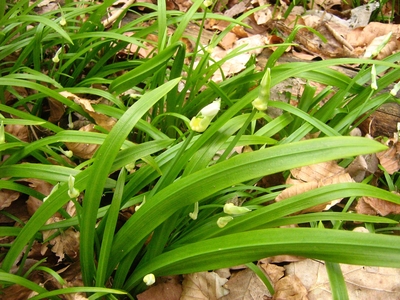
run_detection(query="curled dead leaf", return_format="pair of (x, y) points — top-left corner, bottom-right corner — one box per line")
(357, 195), (400, 216)
(181, 272), (229, 299)
(276, 162), (353, 213)
(5, 124), (30, 142)
(65, 124), (100, 159)
(59, 91), (116, 132)
(0, 189), (19, 210)
(376, 140), (400, 174)
(42, 216), (80, 262)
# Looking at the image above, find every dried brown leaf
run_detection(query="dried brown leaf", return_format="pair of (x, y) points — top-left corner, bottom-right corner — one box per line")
(41, 217), (80, 262)
(273, 275), (308, 300)
(376, 141), (400, 174)
(0, 189), (19, 210)
(5, 124), (30, 142)
(285, 259), (400, 299)
(277, 162), (353, 213)
(220, 268), (272, 299)
(65, 124), (100, 159)
(347, 22), (400, 48)
(19, 178), (54, 216)
(181, 271), (229, 299)
(48, 98), (65, 123)
(291, 161), (345, 182)
(358, 195), (400, 216)
(137, 276), (182, 300)
(259, 263), (285, 285)
(60, 91), (116, 131)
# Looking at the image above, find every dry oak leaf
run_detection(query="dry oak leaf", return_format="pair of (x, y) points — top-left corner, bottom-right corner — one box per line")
(41, 217), (80, 262)
(219, 268), (272, 300)
(273, 275), (308, 300)
(181, 271), (229, 299)
(5, 123), (30, 142)
(285, 259), (400, 300)
(0, 189), (19, 210)
(259, 262), (285, 286)
(347, 22), (400, 48)
(276, 162), (353, 213)
(356, 195), (400, 216)
(137, 276), (182, 300)
(19, 178), (54, 216)
(376, 140), (400, 174)
(59, 91), (116, 132)
(65, 124), (100, 159)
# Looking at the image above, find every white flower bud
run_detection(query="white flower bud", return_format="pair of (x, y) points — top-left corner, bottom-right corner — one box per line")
(223, 203), (251, 215)
(67, 175), (80, 198)
(143, 274), (155, 286)
(217, 216), (233, 228)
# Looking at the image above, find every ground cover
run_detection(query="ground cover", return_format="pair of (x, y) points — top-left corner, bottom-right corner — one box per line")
(1, 0), (400, 299)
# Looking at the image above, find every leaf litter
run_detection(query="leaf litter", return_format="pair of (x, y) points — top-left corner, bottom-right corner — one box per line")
(2, 0), (400, 299)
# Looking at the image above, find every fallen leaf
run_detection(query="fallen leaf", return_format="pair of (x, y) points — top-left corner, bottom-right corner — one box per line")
(137, 276), (182, 300)
(0, 189), (19, 210)
(285, 259), (400, 300)
(41, 216), (80, 262)
(5, 124), (30, 142)
(273, 274), (308, 300)
(376, 140), (400, 174)
(259, 262), (285, 285)
(357, 195), (400, 216)
(276, 162), (353, 213)
(20, 178), (54, 216)
(60, 91), (116, 132)
(48, 97), (65, 123)
(181, 271), (229, 299)
(65, 124), (100, 159)
(220, 268), (272, 299)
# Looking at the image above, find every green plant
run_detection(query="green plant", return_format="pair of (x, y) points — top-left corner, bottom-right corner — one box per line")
(1, 0), (400, 299)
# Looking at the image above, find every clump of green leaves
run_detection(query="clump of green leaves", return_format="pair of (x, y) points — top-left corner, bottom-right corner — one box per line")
(1, 0), (400, 298)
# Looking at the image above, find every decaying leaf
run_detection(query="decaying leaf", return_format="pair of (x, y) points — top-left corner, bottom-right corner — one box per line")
(220, 268), (272, 299)
(376, 140), (400, 174)
(137, 276), (182, 300)
(276, 161), (354, 213)
(259, 262), (285, 285)
(356, 195), (400, 216)
(48, 97), (65, 123)
(41, 216), (80, 262)
(181, 271), (229, 299)
(20, 178), (54, 216)
(5, 124), (30, 142)
(273, 274), (308, 300)
(0, 189), (19, 210)
(285, 259), (400, 299)
(60, 91), (117, 131)
(65, 124), (100, 159)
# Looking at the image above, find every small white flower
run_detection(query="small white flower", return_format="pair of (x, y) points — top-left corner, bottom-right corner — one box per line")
(200, 99), (220, 118)
(143, 274), (155, 286)
(190, 99), (221, 132)
(203, 0), (213, 7)
(390, 81), (400, 96)
(223, 203), (251, 215)
(67, 175), (80, 198)
(189, 202), (199, 220)
(371, 64), (378, 90)
(60, 17), (67, 26)
(52, 47), (62, 63)
(217, 216), (233, 228)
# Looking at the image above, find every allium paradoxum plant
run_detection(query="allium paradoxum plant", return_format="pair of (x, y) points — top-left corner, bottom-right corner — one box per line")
(252, 68), (271, 111)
